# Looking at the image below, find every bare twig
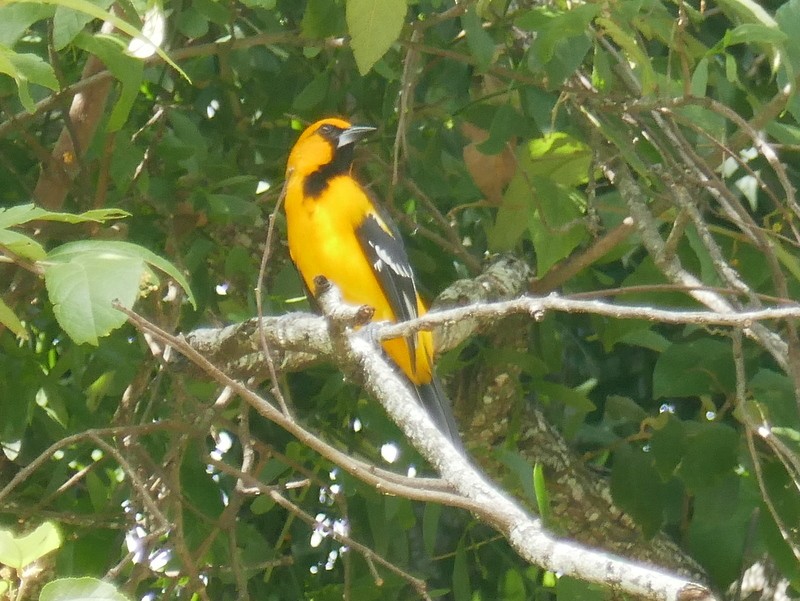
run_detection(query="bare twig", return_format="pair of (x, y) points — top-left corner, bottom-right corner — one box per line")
(255, 177), (293, 416)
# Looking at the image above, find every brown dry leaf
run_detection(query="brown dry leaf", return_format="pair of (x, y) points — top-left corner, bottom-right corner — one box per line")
(461, 121), (516, 206)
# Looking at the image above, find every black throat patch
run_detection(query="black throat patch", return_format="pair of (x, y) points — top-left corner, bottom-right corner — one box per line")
(303, 139), (355, 198)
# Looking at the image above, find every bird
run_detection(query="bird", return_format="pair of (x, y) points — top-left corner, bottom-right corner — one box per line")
(283, 117), (462, 447)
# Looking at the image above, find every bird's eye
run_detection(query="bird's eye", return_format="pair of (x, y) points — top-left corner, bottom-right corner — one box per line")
(318, 124), (334, 135)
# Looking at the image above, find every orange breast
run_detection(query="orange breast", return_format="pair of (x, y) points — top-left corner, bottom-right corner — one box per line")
(285, 175), (433, 384)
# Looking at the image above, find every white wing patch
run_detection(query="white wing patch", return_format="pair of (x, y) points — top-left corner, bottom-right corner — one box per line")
(369, 241), (413, 278)
(369, 240), (418, 318)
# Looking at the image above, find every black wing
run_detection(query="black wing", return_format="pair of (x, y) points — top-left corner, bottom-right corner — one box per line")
(355, 211), (420, 368)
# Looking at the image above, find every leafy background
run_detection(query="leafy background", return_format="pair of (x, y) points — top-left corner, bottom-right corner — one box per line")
(1, 0), (800, 599)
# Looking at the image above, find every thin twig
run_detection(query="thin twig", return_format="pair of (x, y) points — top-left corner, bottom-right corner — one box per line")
(255, 177), (293, 416)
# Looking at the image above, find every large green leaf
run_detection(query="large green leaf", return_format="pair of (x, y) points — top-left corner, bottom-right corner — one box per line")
(346, 0), (406, 74)
(687, 474), (756, 585)
(610, 444), (666, 537)
(0, 522), (61, 569)
(487, 165), (533, 252)
(652, 339), (735, 398)
(40, 577), (130, 601)
(41, 240), (195, 345)
(678, 423), (739, 490)
(528, 176), (587, 273)
(43, 246), (147, 345)
(527, 132), (592, 187)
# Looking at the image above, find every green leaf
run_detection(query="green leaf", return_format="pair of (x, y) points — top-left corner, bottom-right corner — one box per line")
(517, 5), (596, 88)
(758, 460), (800, 583)
(596, 16), (656, 95)
(250, 495), (276, 515)
(452, 541), (470, 601)
(205, 193), (260, 224)
(0, 229), (46, 261)
(516, 4), (598, 63)
(527, 132), (592, 187)
(649, 416), (686, 479)
(487, 166), (533, 252)
(604, 394), (648, 424)
(365, 496), (389, 555)
(687, 474), (755, 584)
(723, 23), (787, 47)
(0, 45), (59, 111)
(556, 576), (609, 601)
(176, 6), (209, 38)
(750, 369), (800, 426)
(41, 240), (195, 345)
(73, 31), (143, 132)
(690, 57), (708, 97)
(489, 134), (589, 260)
(43, 246), (147, 345)
(64, 241), (194, 307)
(461, 6), (494, 71)
(0, 203), (130, 229)
(422, 502), (441, 556)
(716, 0), (779, 29)
(653, 339), (735, 398)
(293, 71), (330, 112)
(528, 177), (587, 273)
(0, 4), (54, 46)
(9, 0), (189, 83)
(776, 0), (800, 63)
(678, 423), (739, 490)
(476, 105), (520, 155)
(40, 577), (130, 601)
(496, 449), (538, 506)
(0, 522), (61, 569)
(53, 0), (114, 50)
(610, 445), (665, 537)
(346, 0), (406, 75)
(302, 0), (345, 39)
(241, 0), (276, 7)
(532, 463), (551, 526)
(618, 328), (671, 352)
(501, 569), (526, 601)
(540, 380), (597, 412)
(0, 296), (27, 339)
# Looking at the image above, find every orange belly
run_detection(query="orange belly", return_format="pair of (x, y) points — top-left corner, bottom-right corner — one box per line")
(286, 177), (433, 384)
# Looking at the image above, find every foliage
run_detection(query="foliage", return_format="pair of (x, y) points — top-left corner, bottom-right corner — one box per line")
(1, 0), (800, 599)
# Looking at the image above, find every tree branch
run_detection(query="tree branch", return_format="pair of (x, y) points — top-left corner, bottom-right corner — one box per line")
(116, 290), (717, 599)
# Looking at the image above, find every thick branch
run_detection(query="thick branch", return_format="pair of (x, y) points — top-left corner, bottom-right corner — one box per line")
(122, 296), (715, 600)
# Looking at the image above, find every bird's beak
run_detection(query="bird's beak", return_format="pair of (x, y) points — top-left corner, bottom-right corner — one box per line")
(337, 125), (376, 148)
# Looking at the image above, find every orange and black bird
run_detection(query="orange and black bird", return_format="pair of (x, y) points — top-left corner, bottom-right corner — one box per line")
(284, 117), (461, 446)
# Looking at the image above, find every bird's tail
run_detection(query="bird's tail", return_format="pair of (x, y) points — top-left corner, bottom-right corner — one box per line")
(415, 376), (464, 451)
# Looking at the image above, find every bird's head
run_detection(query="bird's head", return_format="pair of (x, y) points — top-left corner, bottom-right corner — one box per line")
(286, 118), (376, 179)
